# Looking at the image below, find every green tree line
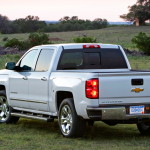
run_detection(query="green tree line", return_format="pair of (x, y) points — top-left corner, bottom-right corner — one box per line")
(0, 15), (108, 34)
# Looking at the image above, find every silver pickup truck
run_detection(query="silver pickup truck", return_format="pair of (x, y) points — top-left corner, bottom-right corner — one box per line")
(0, 43), (150, 137)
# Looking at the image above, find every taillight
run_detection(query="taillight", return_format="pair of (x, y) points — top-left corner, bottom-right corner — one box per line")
(83, 44), (100, 48)
(86, 78), (99, 99)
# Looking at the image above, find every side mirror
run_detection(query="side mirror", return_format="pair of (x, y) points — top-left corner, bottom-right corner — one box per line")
(5, 62), (16, 70)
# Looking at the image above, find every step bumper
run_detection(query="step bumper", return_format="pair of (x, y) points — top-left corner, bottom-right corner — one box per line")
(86, 106), (150, 120)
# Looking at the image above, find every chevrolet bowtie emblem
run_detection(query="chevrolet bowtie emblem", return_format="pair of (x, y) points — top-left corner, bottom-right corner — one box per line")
(131, 88), (144, 93)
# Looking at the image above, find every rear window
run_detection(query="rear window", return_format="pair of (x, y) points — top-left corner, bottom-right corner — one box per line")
(57, 48), (128, 70)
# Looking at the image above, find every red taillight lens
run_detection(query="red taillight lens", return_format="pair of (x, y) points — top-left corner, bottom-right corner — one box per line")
(86, 78), (99, 99)
(83, 45), (100, 48)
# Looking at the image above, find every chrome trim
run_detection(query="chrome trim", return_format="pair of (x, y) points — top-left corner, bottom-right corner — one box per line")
(0, 96), (10, 122)
(87, 106), (150, 120)
(100, 96), (150, 99)
(11, 112), (53, 121)
(10, 92), (18, 94)
(22, 76), (28, 80)
(41, 77), (47, 81)
(60, 105), (72, 136)
(99, 73), (150, 77)
(12, 107), (56, 115)
(10, 98), (47, 104)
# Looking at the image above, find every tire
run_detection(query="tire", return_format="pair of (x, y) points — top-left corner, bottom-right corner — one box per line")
(137, 122), (150, 135)
(0, 91), (19, 124)
(58, 98), (86, 138)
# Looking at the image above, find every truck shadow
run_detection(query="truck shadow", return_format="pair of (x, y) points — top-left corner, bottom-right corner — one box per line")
(17, 119), (60, 134)
(16, 119), (148, 140)
(84, 122), (141, 140)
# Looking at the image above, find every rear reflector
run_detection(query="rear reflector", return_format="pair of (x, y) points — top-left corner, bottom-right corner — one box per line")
(86, 78), (99, 99)
(83, 45), (100, 48)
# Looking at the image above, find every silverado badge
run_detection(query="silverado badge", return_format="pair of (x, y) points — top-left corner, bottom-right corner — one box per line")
(131, 88), (144, 93)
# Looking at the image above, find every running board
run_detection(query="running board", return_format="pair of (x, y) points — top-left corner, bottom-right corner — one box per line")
(11, 112), (54, 122)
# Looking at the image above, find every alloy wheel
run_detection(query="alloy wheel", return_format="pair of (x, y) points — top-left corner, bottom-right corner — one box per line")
(0, 96), (10, 122)
(60, 105), (73, 135)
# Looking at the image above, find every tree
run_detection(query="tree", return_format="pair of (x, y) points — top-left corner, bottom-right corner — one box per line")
(93, 18), (108, 29)
(59, 16), (70, 22)
(71, 16), (78, 21)
(13, 15), (47, 33)
(120, 0), (150, 25)
(58, 16), (108, 31)
(0, 14), (13, 33)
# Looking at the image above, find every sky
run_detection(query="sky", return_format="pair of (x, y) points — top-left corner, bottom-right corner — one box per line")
(0, 0), (137, 21)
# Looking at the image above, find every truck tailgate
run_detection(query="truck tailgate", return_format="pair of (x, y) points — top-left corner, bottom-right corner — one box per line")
(98, 72), (150, 105)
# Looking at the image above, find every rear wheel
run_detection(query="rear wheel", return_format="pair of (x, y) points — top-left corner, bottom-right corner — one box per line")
(58, 98), (86, 137)
(0, 91), (19, 124)
(137, 122), (150, 135)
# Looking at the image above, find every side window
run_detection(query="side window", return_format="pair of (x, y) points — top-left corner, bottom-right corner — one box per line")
(20, 50), (38, 71)
(35, 49), (54, 72)
(58, 52), (83, 70)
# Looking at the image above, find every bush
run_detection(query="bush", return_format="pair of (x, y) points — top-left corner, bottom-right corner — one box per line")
(2, 37), (8, 41)
(4, 32), (51, 50)
(73, 36), (97, 43)
(4, 38), (27, 50)
(132, 32), (150, 55)
(28, 32), (49, 47)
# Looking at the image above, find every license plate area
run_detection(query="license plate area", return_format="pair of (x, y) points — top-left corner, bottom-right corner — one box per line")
(130, 106), (144, 114)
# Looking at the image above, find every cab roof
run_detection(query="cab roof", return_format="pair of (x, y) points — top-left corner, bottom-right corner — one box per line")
(33, 43), (120, 50)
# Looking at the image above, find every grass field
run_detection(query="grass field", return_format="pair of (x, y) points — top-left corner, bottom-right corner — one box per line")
(128, 56), (150, 70)
(0, 26), (150, 150)
(0, 119), (150, 150)
(0, 54), (20, 69)
(0, 26), (150, 49)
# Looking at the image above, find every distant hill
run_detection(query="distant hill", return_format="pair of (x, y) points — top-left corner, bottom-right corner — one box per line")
(45, 20), (60, 24)
(44, 20), (133, 25)
(109, 22), (133, 25)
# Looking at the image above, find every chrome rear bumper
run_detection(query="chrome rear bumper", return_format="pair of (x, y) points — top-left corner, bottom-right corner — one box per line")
(87, 106), (150, 120)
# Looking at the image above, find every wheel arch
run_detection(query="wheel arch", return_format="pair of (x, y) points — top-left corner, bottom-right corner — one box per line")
(0, 85), (6, 92)
(56, 91), (74, 112)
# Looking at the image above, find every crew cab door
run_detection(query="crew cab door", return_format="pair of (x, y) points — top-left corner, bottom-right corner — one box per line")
(9, 49), (39, 108)
(27, 48), (54, 111)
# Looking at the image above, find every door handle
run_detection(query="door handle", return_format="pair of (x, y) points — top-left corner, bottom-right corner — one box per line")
(41, 77), (47, 81)
(22, 76), (28, 80)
